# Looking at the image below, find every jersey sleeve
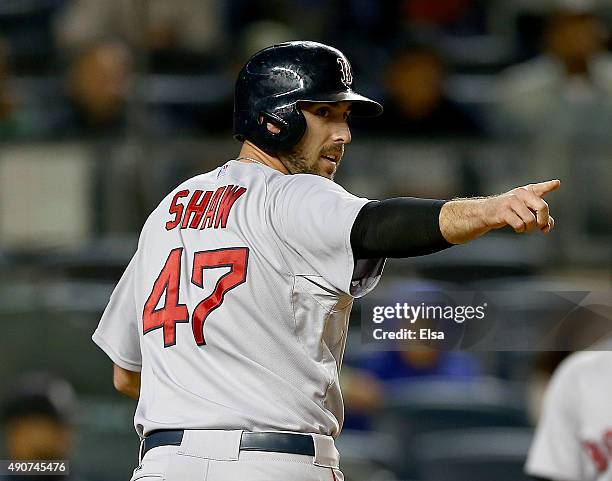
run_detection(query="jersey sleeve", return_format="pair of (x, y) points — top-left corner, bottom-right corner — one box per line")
(268, 174), (375, 296)
(525, 357), (582, 481)
(92, 253), (142, 372)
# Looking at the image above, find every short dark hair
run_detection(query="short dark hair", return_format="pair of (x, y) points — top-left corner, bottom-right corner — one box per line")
(1, 373), (76, 426)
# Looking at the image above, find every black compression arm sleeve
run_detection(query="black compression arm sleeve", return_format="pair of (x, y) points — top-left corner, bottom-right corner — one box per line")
(350, 198), (453, 259)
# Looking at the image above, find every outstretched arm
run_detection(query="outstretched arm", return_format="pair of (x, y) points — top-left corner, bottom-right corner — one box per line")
(350, 180), (560, 259)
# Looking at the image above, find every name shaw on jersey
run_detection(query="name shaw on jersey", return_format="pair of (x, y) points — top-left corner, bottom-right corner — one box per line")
(165, 184), (247, 231)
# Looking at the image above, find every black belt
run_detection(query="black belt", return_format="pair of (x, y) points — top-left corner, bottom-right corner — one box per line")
(142, 430), (316, 458)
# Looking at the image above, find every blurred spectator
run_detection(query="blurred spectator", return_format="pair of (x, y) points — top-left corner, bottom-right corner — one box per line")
(1, 373), (82, 481)
(359, 46), (483, 137)
(496, 7), (612, 141)
(343, 280), (482, 430)
(354, 347), (481, 383)
(340, 367), (384, 429)
(343, 348), (481, 430)
(41, 42), (147, 234)
(53, 41), (133, 138)
(55, 0), (227, 72)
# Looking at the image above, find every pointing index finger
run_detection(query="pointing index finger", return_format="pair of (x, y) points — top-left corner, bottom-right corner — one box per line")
(528, 179), (561, 197)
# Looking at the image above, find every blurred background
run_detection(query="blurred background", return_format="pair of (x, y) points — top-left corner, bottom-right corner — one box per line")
(0, 0), (611, 480)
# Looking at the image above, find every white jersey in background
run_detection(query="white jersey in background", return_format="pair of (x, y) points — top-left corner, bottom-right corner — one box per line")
(93, 159), (385, 438)
(526, 351), (612, 481)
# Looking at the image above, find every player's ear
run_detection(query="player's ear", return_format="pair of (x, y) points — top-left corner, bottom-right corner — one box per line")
(259, 115), (281, 135)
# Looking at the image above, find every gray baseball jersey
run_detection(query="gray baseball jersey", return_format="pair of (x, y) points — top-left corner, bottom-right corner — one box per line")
(93, 160), (385, 438)
(526, 351), (612, 481)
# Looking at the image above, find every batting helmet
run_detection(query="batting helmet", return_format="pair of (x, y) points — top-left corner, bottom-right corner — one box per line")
(233, 41), (383, 154)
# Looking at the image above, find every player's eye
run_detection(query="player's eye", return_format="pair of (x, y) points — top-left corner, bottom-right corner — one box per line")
(316, 107), (330, 117)
(343, 111), (352, 121)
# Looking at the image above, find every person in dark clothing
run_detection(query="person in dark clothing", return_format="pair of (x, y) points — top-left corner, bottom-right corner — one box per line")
(361, 46), (482, 137)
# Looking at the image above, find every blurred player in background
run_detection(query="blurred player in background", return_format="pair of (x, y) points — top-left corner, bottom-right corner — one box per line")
(526, 305), (612, 481)
(526, 350), (612, 481)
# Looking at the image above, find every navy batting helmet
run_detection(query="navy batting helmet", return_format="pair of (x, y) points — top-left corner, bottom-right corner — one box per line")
(233, 41), (383, 154)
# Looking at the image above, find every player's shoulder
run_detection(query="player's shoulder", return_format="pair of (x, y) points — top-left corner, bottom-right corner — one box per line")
(173, 169), (223, 192)
(271, 171), (335, 187)
(268, 171), (350, 197)
(160, 161), (265, 200)
(558, 350), (612, 374)
(551, 351), (612, 390)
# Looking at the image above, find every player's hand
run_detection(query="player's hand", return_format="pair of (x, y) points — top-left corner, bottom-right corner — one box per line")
(439, 179), (560, 244)
(481, 179), (560, 234)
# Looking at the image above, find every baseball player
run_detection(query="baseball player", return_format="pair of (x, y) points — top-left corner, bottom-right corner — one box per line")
(93, 41), (560, 481)
(526, 351), (612, 481)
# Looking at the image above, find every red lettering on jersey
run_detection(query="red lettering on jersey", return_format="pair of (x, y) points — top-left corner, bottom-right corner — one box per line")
(166, 190), (189, 230)
(143, 246), (250, 348)
(143, 248), (189, 347)
(202, 186), (227, 229)
(215, 185), (247, 228)
(191, 247), (249, 345)
(584, 441), (609, 472)
(181, 190), (212, 229)
(166, 184), (246, 231)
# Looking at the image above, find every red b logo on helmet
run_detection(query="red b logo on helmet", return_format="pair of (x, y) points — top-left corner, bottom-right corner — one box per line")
(337, 57), (353, 87)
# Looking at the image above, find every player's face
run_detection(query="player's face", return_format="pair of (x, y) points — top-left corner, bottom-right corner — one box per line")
(280, 101), (352, 180)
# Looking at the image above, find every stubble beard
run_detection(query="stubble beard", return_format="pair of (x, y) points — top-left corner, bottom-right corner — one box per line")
(279, 149), (321, 177)
(279, 145), (343, 180)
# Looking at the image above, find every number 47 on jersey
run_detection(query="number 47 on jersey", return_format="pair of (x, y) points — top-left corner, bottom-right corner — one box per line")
(143, 247), (249, 347)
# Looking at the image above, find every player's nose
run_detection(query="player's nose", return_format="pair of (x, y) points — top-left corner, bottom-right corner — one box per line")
(332, 122), (352, 145)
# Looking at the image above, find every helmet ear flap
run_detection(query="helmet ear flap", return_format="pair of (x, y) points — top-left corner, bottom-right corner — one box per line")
(256, 105), (306, 152)
(259, 111), (287, 135)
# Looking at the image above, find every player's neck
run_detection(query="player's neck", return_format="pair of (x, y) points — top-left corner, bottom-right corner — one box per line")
(237, 142), (290, 174)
